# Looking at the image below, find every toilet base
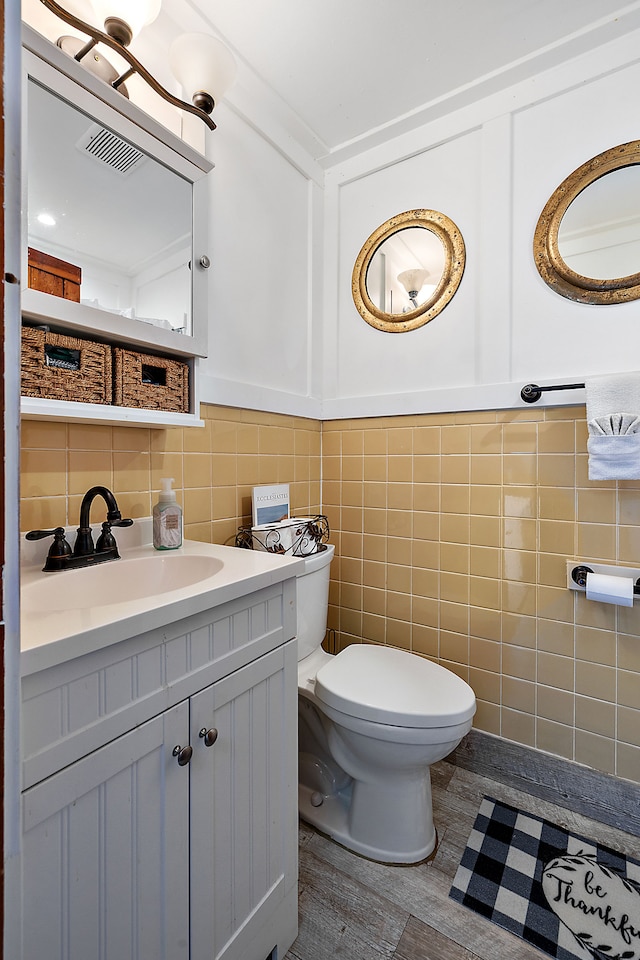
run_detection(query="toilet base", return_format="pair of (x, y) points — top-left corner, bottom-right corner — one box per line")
(298, 782), (437, 865)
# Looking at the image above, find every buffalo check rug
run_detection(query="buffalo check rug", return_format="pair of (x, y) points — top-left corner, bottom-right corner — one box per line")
(449, 796), (640, 960)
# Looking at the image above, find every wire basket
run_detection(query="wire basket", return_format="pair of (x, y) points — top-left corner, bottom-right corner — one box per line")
(236, 515), (330, 556)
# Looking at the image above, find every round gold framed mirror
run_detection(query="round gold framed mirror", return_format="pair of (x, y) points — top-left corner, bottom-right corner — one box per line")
(351, 209), (466, 332)
(533, 140), (640, 304)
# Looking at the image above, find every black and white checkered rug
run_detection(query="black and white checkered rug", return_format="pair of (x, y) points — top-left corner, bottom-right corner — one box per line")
(450, 796), (640, 960)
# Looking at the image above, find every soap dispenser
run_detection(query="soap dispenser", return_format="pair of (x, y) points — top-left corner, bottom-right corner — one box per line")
(153, 478), (182, 550)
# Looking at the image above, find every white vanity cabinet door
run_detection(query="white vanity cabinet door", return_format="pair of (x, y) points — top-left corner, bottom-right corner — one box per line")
(22, 700), (190, 960)
(189, 640), (298, 960)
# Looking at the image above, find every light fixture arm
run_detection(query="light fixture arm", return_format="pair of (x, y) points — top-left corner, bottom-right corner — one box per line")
(39, 0), (216, 129)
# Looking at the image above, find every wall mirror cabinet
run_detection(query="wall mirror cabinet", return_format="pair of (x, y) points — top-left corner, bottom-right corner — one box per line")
(351, 209), (466, 333)
(21, 25), (213, 426)
(534, 140), (640, 305)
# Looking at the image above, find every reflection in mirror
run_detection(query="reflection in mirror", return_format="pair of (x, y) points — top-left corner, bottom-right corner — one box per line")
(27, 78), (193, 333)
(534, 140), (640, 304)
(558, 165), (640, 280)
(352, 209), (465, 333)
(366, 227), (445, 315)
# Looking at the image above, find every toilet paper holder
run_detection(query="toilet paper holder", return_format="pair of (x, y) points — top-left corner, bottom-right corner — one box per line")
(569, 563), (640, 596)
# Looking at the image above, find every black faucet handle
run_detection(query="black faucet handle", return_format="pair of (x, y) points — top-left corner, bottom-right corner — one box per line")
(26, 527), (73, 570)
(26, 526), (66, 541)
(96, 521), (118, 554)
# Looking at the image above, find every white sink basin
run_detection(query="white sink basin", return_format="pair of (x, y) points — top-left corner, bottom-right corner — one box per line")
(20, 533), (304, 675)
(22, 553), (224, 612)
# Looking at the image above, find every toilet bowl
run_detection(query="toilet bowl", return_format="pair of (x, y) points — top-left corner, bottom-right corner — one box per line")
(296, 543), (476, 864)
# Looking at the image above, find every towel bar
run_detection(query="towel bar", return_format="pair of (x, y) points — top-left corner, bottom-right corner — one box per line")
(520, 382), (585, 403)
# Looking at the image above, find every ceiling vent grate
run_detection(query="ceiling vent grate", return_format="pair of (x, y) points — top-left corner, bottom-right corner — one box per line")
(77, 125), (145, 176)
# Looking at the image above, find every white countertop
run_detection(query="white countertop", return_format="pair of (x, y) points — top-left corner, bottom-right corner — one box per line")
(21, 522), (302, 676)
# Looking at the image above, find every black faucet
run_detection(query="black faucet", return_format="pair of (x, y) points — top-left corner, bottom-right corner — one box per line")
(26, 485), (133, 572)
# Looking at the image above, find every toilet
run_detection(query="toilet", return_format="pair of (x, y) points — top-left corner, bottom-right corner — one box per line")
(296, 543), (476, 864)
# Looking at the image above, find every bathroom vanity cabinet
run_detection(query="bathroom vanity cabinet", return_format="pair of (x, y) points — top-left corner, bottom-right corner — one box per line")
(21, 25), (212, 428)
(21, 580), (299, 960)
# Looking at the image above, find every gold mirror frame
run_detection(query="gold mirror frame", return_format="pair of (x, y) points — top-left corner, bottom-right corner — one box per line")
(533, 140), (640, 304)
(351, 209), (466, 333)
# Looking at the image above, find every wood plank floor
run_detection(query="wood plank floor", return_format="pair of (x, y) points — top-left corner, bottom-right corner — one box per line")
(284, 759), (640, 960)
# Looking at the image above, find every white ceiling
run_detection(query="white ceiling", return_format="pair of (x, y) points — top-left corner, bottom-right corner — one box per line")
(181, 0), (640, 160)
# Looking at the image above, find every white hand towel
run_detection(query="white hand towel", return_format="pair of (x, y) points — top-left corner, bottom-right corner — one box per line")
(585, 373), (640, 480)
(588, 413), (640, 435)
(586, 373), (640, 423)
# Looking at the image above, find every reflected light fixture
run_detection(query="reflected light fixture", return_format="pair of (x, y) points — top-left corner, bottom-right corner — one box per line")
(39, 0), (236, 131)
(36, 212), (57, 226)
(397, 268), (429, 308)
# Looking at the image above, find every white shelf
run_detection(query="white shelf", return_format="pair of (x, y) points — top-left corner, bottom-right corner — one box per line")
(21, 396), (204, 429)
(21, 290), (204, 360)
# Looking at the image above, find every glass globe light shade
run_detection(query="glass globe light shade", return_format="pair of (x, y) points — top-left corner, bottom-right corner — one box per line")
(169, 33), (237, 111)
(397, 268), (429, 296)
(90, 0), (162, 41)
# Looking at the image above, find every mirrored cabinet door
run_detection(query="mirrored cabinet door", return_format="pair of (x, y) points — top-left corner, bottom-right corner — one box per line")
(21, 25), (214, 426)
(27, 78), (194, 338)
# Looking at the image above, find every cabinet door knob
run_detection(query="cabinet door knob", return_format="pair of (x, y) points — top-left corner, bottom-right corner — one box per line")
(172, 744), (193, 766)
(199, 255), (211, 269)
(199, 727), (218, 747)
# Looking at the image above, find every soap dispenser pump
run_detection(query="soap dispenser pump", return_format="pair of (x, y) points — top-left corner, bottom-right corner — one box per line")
(153, 478), (182, 550)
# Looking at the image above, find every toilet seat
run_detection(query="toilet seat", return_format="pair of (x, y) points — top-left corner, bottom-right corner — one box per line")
(314, 645), (475, 728)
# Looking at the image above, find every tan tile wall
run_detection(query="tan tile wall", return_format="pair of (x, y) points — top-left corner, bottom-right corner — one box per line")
(323, 406), (640, 786)
(19, 402), (640, 786)
(20, 404), (321, 545)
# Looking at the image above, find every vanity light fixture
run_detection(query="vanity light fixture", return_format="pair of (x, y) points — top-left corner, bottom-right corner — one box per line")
(39, 0), (237, 131)
(397, 268), (429, 308)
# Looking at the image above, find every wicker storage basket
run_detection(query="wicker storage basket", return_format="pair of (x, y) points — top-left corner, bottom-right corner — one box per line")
(113, 347), (189, 413)
(21, 325), (112, 404)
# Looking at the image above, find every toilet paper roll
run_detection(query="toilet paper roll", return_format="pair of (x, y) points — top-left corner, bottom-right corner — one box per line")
(585, 572), (634, 607)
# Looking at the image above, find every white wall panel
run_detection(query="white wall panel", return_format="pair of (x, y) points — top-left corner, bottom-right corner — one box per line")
(334, 134), (481, 402)
(325, 34), (640, 417)
(199, 108), (318, 411)
(511, 62), (640, 384)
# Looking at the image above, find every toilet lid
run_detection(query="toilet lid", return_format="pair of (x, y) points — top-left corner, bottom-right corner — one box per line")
(314, 645), (476, 728)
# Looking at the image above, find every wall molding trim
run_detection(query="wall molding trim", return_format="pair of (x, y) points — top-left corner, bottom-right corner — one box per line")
(320, 378), (587, 421)
(199, 374), (323, 420)
(325, 18), (640, 179)
(199, 376), (590, 421)
(449, 729), (640, 836)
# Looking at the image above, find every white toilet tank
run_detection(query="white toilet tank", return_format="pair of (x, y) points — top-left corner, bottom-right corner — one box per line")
(295, 544), (334, 661)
